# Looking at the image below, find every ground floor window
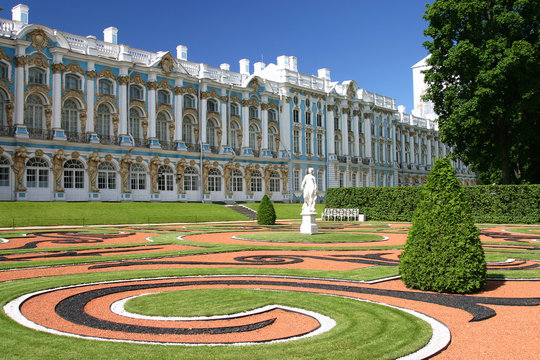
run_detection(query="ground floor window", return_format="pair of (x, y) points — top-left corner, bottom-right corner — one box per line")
(208, 168), (222, 192)
(98, 162), (116, 190)
(158, 165), (174, 191)
(184, 167), (198, 191)
(250, 170), (262, 192)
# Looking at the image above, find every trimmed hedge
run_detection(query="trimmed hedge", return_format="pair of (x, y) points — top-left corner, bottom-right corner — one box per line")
(326, 184), (540, 224)
(257, 195), (276, 225)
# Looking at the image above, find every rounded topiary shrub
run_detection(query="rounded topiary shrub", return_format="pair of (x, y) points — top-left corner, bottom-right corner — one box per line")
(257, 195), (276, 225)
(399, 158), (487, 294)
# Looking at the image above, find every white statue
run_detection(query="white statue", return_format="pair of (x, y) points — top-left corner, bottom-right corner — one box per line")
(301, 167), (317, 213)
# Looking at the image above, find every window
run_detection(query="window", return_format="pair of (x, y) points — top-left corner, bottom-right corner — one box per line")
(249, 123), (259, 151)
(230, 103), (239, 116)
(97, 162), (116, 190)
(293, 96), (298, 105)
(0, 63), (8, 80)
(0, 89), (7, 126)
(65, 74), (81, 90)
(130, 163), (146, 190)
(98, 79), (113, 95)
(158, 165), (174, 191)
(26, 157), (48, 188)
(359, 139), (365, 157)
(130, 85), (143, 100)
(268, 127), (277, 152)
(156, 112), (169, 144)
(158, 90), (170, 105)
(207, 99), (218, 113)
(305, 131), (313, 155)
(339, 172), (344, 187)
(184, 95), (195, 109)
(28, 68), (45, 85)
(250, 170), (262, 192)
(293, 129), (300, 154)
(316, 113), (322, 127)
(317, 170), (324, 191)
(316, 133), (323, 157)
(268, 109), (276, 121)
(208, 168), (222, 192)
(305, 112), (311, 125)
(129, 108), (143, 140)
(230, 121), (240, 150)
(182, 116), (194, 144)
(269, 171), (280, 193)
(293, 109), (299, 123)
(63, 159), (84, 189)
(231, 169), (242, 192)
(206, 119), (218, 147)
(334, 116), (339, 130)
(334, 135), (342, 156)
(61, 99), (79, 133)
(96, 103), (111, 137)
(184, 166), (198, 191)
(24, 94), (44, 130)
(348, 135), (354, 155)
(352, 172), (357, 187)
(293, 169), (300, 191)
(0, 156), (9, 186)
(249, 106), (258, 119)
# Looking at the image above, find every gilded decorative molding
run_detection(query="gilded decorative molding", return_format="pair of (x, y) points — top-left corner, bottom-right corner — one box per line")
(244, 163), (254, 196)
(157, 78), (173, 90)
(0, 48), (10, 62)
(12, 146), (29, 192)
(177, 84), (197, 96)
(64, 62), (85, 75)
(169, 122), (175, 145)
(14, 56), (26, 68)
(119, 153), (133, 194)
(326, 105), (335, 112)
(130, 73), (146, 86)
(86, 70), (97, 80)
(342, 108), (350, 115)
(241, 97), (259, 107)
(220, 96), (228, 102)
(130, 99), (146, 108)
(25, 85), (52, 105)
(363, 113), (372, 119)
(147, 81), (158, 91)
(52, 149), (67, 193)
(142, 119), (148, 140)
(28, 55), (49, 68)
(28, 29), (49, 51)
(95, 95), (119, 114)
(112, 115), (119, 138)
(174, 86), (183, 95)
(280, 164), (288, 194)
(97, 67), (117, 80)
(51, 63), (65, 74)
(353, 110), (361, 117)
(6, 101), (14, 127)
(175, 158), (187, 194)
(118, 76), (129, 86)
(160, 52), (175, 74)
(87, 151), (101, 192)
(62, 90), (87, 110)
(149, 156), (161, 194)
(201, 88), (220, 100)
(230, 93), (242, 103)
(45, 106), (52, 130)
(182, 108), (198, 121)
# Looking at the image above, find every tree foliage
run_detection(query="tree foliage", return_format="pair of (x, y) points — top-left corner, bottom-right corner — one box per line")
(399, 158), (487, 294)
(257, 195), (276, 225)
(423, 0), (540, 184)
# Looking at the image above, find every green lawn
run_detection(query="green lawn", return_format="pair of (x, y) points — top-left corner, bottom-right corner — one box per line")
(235, 232), (384, 243)
(244, 202), (326, 220)
(0, 202), (248, 227)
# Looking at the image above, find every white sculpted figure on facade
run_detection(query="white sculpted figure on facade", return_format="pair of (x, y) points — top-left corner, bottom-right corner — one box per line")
(301, 167), (317, 213)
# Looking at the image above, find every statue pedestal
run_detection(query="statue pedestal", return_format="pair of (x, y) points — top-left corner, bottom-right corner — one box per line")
(300, 211), (318, 235)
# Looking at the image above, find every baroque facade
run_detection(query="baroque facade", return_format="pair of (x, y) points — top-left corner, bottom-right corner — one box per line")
(0, 4), (475, 202)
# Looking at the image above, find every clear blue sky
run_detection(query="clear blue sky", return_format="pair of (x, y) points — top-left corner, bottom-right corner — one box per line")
(2, 0), (432, 111)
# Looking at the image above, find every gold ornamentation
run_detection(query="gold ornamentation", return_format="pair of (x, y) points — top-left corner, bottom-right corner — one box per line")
(136, 156), (143, 163)
(142, 119), (148, 140)
(164, 158), (171, 165)
(25, 85), (52, 105)
(86, 70), (96, 80)
(223, 160), (234, 195)
(347, 83), (356, 99)
(248, 78), (259, 93)
(65, 62), (85, 75)
(280, 164), (288, 194)
(45, 106), (52, 130)
(97, 67), (117, 80)
(28, 29), (49, 52)
(160, 52), (175, 73)
(175, 158), (187, 194)
(221, 96), (228, 102)
(112, 115), (119, 138)
(62, 90), (87, 110)
(118, 76), (129, 86)
(0, 48), (10, 62)
(181, 84), (197, 95)
(28, 55), (49, 68)
(51, 63), (65, 74)
(14, 56), (26, 68)
(79, 112), (87, 134)
(52, 149), (67, 193)
(242, 97), (259, 107)
(87, 151), (101, 192)
(174, 86), (183, 95)
(157, 78), (173, 90)
(244, 164), (253, 196)
(13, 146), (29, 192)
(147, 81), (158, 90)
(71, 151), (80, 159)
(130, 73), (146, 86)
(35, 149), (44, 157)
(119, 153), (133, 193)
(230, 93), (242, 103)
(105, 154), (113, 161)
(0, 146), (3, 154)
(327, 105), (335, 111)
(202, 159), (211, 195)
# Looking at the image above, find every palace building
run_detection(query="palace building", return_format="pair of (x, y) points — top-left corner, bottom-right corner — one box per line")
(0, 4), (475, 202)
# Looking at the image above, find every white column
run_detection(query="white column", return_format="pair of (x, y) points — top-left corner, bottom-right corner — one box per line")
(118, 67), (130, 146)
(364, 114), (372, 158)
(13, 42), (28, 133)
(220, 97), (227, 149)
(326, 107), (335, 156)
(342, 109), (349, 156)
(353, 112), (360, 157)
(426, 138), (432, 166)
(200, 85), (208, 147)
(401, 132), (406, 165)
(51, 50), (65, 140)
(409, 132), (415, 165)
(391, 123), (397, 164)
(279, 96), (291, 157)
(174, 82), (183, 144)
(86, 62), (95, 134)
(241, 94), (249, 151)
(147, 74), (157, 146)
(261, 104), (268, 150)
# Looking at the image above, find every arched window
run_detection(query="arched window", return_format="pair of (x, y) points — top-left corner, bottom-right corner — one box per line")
(207, 99), (218, 113)
(63, 159), (84, 189)
(184, 95), (195, 109)
(182, 115), (194, 145)
(129, 85), (143, 100)
(61, 99), (79, 133)
(158, 165), (174, 191)
(334, 134), (342, 156)
(208, 168), (221, 192)
(0, 155), (10, 186)
(130, 163), (146, 190)
(249, 106), (258, 119)
(206, 118), (218, 147)
(230, 121), (240, 151)
(268, 109), (276, 121)
(230, 103), (239, 115)
(250, 170), (262, 192)
(249, 123), (259, 151)
(231, 169), (242, 192)
(129, 108), (143, 140)
(158, 90), (170, 105)
(98, 162), (116, 189)
(269, 171), (280, 193)
(98, 79), (113, 95)
(96, 103), (111, 137)
(268, 126), (277, 152)
(65, 74), (81, 90)
(0, 63), (8, 80)
(184, 166), (198, 191)
(0, 89), (7, 127)
(26, 157), (48, 188)
(28, 68), (45, 85)
(156, 112), (169, 145)
(24, 94), (44, 130)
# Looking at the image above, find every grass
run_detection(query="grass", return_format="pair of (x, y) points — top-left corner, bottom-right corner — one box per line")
(235, 232), (384, 243)
(0, 202), (248, 227)
(244, 203), (326, 220)
(0, 274), (431, 360)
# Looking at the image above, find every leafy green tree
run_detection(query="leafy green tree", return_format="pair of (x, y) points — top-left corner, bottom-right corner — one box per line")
(257, 195), (276, 225)
(399, 158), (487, 294)
(423, 0), (540, 184)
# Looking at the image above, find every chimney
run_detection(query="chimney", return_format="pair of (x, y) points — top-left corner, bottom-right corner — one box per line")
(253, 61), (265, 74)
(317, 68), (331, 80)
(176, 45), (188, 61)
(12, 4), (29, 24)
(220, 63), (230, 71)
(103, 27), (118, 44)
(239, 59), (250, 75)
(288, 56), (297, 71)
(277, 55), (288, 69)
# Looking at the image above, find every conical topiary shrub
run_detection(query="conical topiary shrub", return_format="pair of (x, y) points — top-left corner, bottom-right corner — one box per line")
(257, 195), (276, 225)
(399, 158), (487, 294)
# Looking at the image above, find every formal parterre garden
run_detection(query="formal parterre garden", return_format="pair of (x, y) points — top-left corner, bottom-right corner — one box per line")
(0, 203), (538, 359)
